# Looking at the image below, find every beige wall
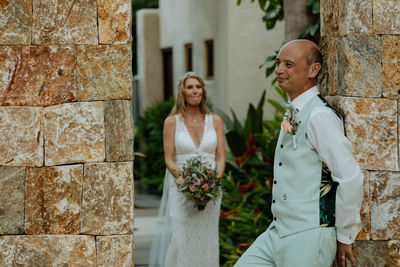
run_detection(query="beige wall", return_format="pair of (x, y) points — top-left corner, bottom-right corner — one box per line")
(137, 9), (163, 113)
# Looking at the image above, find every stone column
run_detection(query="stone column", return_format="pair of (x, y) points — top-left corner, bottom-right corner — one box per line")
(0, 0), (134, 266)
(320, 0), (400, 265)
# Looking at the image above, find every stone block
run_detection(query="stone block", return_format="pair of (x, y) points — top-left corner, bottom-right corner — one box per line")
(0, 106), (43, 166)
(81, 162), (134, 235)
(382, 35), (400, 99)
(320, 37), (339, 95)
(351, 241), (391, 266)
(96, 234), (134, 267)
(373, 0), (400, 34)
(356, 170), (370, 240)
(0, 235), (95, 266)
(0, 46), (77, 106)
(0, 0), (31, 44)
(25, 165), (83, 234)
(337, 35), (382, 97)
(0, 167), (25, 234)
(320, 0), (339, 37)
(32, 0), (97, 44)
(76, 45), (132, 101)
(44, 102), (105, 166)
(326, 97), (398, 171)
(370, 171), (400, 240)
(105, 100), (134, 161)
(389, 240), (400, 266)
(98, 0), (132, 44)
(338, 0), (373, 35)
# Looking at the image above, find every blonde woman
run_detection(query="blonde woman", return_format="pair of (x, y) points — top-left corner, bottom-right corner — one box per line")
(149, 72), (225, 267)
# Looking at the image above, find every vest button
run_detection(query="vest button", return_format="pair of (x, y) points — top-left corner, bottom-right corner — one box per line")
(272, 200), (275, 203)
(280, 144), (283, 148)
(274, 217), (277, 221)
(274, 180), (277, 184)
(279, 162), (282, 166)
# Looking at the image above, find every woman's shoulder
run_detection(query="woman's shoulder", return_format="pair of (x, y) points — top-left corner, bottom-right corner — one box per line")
(164, 115), (177, 129)
(211, 114), (223, 128)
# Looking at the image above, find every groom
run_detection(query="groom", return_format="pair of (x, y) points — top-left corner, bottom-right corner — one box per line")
(235, 40), (363, 267)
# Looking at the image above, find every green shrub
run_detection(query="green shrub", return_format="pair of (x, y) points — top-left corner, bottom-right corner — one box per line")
(217, 87), (287, 266)
(134, 98), (175, 195)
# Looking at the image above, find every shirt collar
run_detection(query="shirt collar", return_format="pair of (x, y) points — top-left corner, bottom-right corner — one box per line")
(289, 85), (319, 111)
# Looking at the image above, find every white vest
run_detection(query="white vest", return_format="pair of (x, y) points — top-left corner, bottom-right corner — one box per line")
(271, 95), (338, 237)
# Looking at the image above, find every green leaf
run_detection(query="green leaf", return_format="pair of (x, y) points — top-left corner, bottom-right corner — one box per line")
(265, 65), (275, 77)
(256, 90), (266, 116)
(259, 55), (276, 68)
(244, 104), (261, 140)
(263, 6), (279, 21)
(258, 0), (267, 11)
(275, 86), (288, 102)
(312, 1), (320, 14)
(231, 108), (244, 134)
(226, 131), (246, 157)
(306, 0), (314, 5)
(267, 99), (286, 115)
(266, 19), (277, 30)
(236, 0), (242, 5)
(271, 77), (278, 86)
(215, 109), (234, 131)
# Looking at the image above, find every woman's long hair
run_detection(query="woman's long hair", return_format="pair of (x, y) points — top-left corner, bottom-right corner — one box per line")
(170, 72), (211, 116)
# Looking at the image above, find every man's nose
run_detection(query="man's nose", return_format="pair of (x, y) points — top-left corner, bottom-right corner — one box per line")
(275, 63), (282, 74)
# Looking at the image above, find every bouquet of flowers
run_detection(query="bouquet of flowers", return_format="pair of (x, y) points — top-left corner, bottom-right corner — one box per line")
(176, 156), (222, 210)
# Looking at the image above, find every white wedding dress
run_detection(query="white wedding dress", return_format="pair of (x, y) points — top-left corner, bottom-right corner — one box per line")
(149, 114), (221, 267)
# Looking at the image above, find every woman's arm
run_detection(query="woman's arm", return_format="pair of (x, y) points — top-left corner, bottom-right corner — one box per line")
(213, 114), (226, 178)
(163, 116), (180, 178)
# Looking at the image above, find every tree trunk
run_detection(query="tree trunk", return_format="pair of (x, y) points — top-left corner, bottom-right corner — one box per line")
(284, 0), (319, 42)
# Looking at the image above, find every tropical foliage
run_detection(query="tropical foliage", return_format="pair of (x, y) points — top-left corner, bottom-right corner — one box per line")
(134, 98), (175, 194)
(217, 88), (287, 266)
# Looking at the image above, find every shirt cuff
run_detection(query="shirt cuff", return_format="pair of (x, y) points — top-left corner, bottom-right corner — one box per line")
(336, 225), (361, 244)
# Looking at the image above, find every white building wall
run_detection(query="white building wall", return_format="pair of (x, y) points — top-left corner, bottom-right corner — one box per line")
(157, 0), (285, 120)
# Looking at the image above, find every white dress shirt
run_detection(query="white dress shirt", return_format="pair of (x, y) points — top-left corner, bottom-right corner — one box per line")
(289, 85), (363, 244)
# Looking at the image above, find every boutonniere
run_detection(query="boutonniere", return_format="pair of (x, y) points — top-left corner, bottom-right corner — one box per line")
(281, 103), (301, 149)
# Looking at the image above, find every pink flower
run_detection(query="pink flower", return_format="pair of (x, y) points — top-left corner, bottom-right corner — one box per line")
(281, 120), (293, 134)
(177, 176), (184, 185)
(200, 176), (204, 182)
(202, 183), (209, 190)
(189, 184), (196, 192)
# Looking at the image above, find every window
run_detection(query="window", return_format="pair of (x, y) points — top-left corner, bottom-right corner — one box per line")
(205, 40), (214, 79)
(185, 43), (193, 72)
(162, 48), (173, 100)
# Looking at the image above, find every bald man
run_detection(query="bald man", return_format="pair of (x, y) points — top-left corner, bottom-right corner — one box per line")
(234, 40), (363, 267)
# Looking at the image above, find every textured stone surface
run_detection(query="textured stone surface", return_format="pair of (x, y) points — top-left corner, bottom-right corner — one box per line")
(337, 35), (382, 97)
(382, 35), (400, 99)
(320, 0), (339, 37)
(76, 45), (133, 101)
(373, 0), (400, 34)
(0, 167), (25, 234)
(389, 240), (400, 266)
(356, 170), (370, 240)
(319, 37), (338, 95)
(105, 100), (134, 161)
(81, 162), (134, 235)
(25, 165), (83, 234)
(0, 235), (95, 266)
(44, 102), (105, 166)
(338, 0), (372, 35)
(0, 106), (43, 166)
(326, 97), (398, 171)
(97, 234), (134, 267)
(98, 0), (132, 44)
(351, 241), (391, 266)
(32, 0), (97, 44)
(0, 46), (77, 106)
(0, 0), (32, 44)
(370, 171), (400, 240)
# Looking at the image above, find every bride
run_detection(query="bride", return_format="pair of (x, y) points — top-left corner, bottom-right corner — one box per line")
(149, 72), (225, 267)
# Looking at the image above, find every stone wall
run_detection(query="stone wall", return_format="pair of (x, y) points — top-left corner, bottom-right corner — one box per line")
(0, 0), (134, 266)
(320, 0), (400, 266)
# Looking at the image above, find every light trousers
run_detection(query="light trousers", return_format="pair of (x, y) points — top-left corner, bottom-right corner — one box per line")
(234, 225), (336, 267)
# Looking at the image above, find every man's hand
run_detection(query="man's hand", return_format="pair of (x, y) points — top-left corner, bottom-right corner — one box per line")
(336, 241), (357, 267)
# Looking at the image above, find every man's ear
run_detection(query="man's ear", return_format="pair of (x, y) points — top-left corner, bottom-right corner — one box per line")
(309, 62), (321, 79)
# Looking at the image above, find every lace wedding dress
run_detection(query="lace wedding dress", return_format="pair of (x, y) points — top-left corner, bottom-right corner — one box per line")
(149, 114), (221, 267)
